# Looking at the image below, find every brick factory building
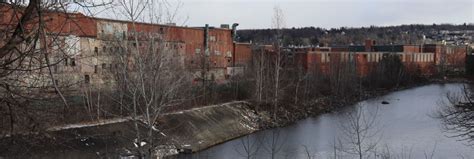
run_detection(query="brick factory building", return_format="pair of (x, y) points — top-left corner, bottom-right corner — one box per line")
(0, 3), (253, 90)
(287, 39), (469, 77)
(0, 3), (469, 92)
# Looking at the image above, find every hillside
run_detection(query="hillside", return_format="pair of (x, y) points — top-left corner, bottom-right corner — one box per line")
(237, 24), (474, 46)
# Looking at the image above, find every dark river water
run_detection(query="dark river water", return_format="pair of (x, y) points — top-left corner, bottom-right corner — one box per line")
(187, 83), (473, 159)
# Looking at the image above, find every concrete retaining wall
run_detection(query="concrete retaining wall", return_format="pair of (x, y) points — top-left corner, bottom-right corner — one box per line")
(157, 101), (262, 152)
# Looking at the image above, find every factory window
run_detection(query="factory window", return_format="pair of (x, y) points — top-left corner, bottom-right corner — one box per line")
(94, 47), (98, 56)
(103, 46), (106, 52)
(195, 48), (201, 54)
(191, 60), (194, 64)
(102, 63), (107, 69)
(64, 58), (68, 66)
(210, 36), (216, 42)
(54, 65), (58, 73)
(84, 75), (90, 84)
(71, 58), (76, 66)
(215, 50), (221, 55)
(94, 65), (98, 73)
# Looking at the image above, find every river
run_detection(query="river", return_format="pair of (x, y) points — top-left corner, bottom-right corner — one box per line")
(185, 83), (473, 159)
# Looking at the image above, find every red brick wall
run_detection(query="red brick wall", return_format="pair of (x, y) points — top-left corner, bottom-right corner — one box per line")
(403, 45), (421, 53)
(234, 43), (252, 66)
(0, 4), (97, 37)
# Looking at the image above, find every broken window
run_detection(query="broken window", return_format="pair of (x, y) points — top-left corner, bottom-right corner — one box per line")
(84, 75), (90, 84)
(102, 63), (107, 69)
(71, 58), (76, 66)
(94, 47), (98, 56)
(94, 65), (98, 73)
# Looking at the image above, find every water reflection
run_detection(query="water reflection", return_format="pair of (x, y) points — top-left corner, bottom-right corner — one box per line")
(184, 84), (473, 159)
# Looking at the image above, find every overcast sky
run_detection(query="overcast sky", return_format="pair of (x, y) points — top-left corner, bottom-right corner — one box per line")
(175, 0), (473, 29)
(83, 0), (473, 29)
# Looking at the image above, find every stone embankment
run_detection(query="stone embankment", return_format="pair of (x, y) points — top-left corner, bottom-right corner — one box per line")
(156, 101), (267, 152)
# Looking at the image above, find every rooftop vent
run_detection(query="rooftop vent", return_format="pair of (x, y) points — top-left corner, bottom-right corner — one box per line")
(220, 24), (230, 29)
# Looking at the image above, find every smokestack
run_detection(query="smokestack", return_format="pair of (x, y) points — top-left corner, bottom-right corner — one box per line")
(204, 24), (209, 56)
(232, 23), (239, 42)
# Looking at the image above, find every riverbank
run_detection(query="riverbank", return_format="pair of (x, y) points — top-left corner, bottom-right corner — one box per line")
(256, 77), (473, 129)
(1, 78), (470, 158)
(191, 83), (474, 159)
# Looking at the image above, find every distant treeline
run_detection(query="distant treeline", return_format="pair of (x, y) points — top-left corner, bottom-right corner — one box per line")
(237, 24), (474, 46)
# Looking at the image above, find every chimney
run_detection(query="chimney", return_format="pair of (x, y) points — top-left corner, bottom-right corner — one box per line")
(232, 23), (239, 42)
(365, 39), (375, 52)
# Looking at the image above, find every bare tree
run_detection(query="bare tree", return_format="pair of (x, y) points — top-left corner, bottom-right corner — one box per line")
(235, 135), (262, 159)
(51, 0), (191, 157)
(336, 104), (381, 159)
(436, 84), (474, 146)
(271, 5), (285, 122)
(0, 0), (110, 136)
